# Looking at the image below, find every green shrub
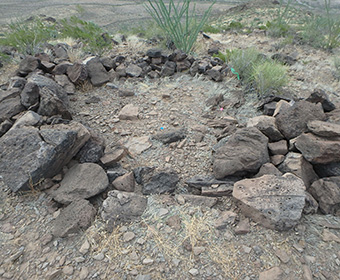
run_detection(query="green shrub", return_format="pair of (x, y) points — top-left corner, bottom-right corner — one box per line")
(252, 60), (288, 96)
(0, 18), (57, 55)
(202, 24), (221, 34)
(267, 0), (294, 37)
(59, 16), (112, 55)
(144, 0), (215, 53)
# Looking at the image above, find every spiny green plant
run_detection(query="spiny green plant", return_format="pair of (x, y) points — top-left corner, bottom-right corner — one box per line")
(0, 18), (57, 55)
(59, 16), (112, 55)
(144, 0), (215, 53)
(266, 0), (294, 37)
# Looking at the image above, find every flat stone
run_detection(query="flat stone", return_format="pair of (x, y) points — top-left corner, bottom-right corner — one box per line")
(268, 140), (288, 155)
(233, 174), (306, 231)
(214, 211), (238, 229)
(142, 170), (179, 195)
(259, 267), (283, 280)
(118, 104), (139, 120)
(51, 163), (108, 204)
(255, 163), (282, 177)
(100, 148), (127, 166)
(152, 128), (187, 144)
(176, 194), (218, 208)
(122, 136), (152, 155)
(307, 120), (340, 138)
(247, 115), (284, 141)
(234, 218), (250, 235)
(51, 199), (96, 237)
(112, 172), (135, 192)
(123, 231), (135, 242)
(126, 64), (143, 77)
(0, 96), (25, 123)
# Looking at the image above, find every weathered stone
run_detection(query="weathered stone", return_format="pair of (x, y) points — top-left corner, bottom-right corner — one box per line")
(40, 61), (55, 73)
(233, 174), (306, 231)
(309, 177), (340, 215)
(176, 59), (191, 72)
(112, 172), (135, 192)
(185, 175), (239, 190)
(268, 140), (288, 155)
(121, 136), (152, 155)
(20, 82), (40, 108)
(275, 100), (326, 139)
(8, 76), (26, 90)
(52, 61), (72, 75)
(76, 136), (105, 163)
(18, 55), (40, 76)
(101, 190), (147, 225)
(54, 75), (75, 95)
(152, 128), (186, 144)
(303, 191), (319, 215)
(146, 48), (162, 58)
(176, 194), (218, 208)
(234, 218), (250, 235)
(54, 44), (69, 60)
(67, 63), (88, 84)
(100, 148), (126, 166)
(201, 184), (234, 196)
(259, 267), (283, 280)
(271, 155), (285, 166)
(306, 88), (336, 112)
(278, 152), (318, 188)
(0, 120), (12, 137)
(214, 211), (238, 229)
(100, 56), (114, 71)
(142, 170), (179, 195)
(0, 96), (25, 122)
(314, 162), (340, 177)
(161, 61), (176, 76)
(206, 66), (222, 82)
(295, 133), (340, 164)
(118, 104), (139, 120)
(115, 64), (126, 77)
(107, 166), (128, 183)
(307, 120), (340, 138)
(326, 108), (340, 124)
(51, 199), (96, 237)
(255, 163), (282, 177)
(51, 163), (108, 204)
(84, 56), (110, 86)
(11, 111), (42, 129)
(126, 64), (142, 77)
(0, 88), (21, 103)
(247, 115), (284, 142)
(0, 122), (90, 192)
(213, 127), (269, 179)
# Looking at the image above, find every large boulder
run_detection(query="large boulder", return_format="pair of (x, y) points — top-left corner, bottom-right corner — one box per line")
(51, 163), (109, 204)
(0, 122), (90, 192)
(51, 199), (96, 237)
(309, 177), (340, 216)
(233, 173), (306, 231)
(295, 133), (340, 164)
(275, 100), (326, 139)
(213, 127), (269, 179)
(278, 152), (318, 188)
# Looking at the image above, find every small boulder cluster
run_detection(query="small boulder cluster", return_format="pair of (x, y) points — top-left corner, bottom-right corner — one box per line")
(207, 89), (340, 231)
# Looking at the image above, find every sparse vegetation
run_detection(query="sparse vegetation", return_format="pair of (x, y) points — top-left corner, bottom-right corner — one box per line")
(266, 0), (294, 37)
(144, 0), (215, 53)
(333, 56), (340, 80)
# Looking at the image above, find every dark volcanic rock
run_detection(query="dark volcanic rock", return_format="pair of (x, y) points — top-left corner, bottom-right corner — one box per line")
(275, 100), (326, 139)
(18, 55), (40, 76)
(314, 162), (340, 178)
(233, 173), (306, 231)
(306, 88), (336, 112)
(67, 62), (88, 84)
(20, 82), (40, 108)
(0, 96), (25, 122)
(51, 199), (96, 237)
(51, 163), (109, 205)
(213, 127), (269, 179)
(151, 128), (186, 144)
(85, 56), (110, 86)
(142, 170), (179, 195)
(247, 115), (284, 142)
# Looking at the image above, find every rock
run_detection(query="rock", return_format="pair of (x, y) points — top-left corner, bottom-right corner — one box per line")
(233, 174), (306, 231)
(115, 64), (126, 77)
(278, 152), (318, 188)
(79, 267), (89, 280)
(271, 155), (285, 166)
(11, 110), (42, 129)
(118, 104), (139, 120)
(126, 64), (142, 77)
(201, 184), (234, 196)
(118, 89), (135, 97)
(259, 267), (283, 280)
(79, 239), (90, 254)
(0, 88), (21, 103)
(76, 135), (105, 163)
(51, 199), (96, 237)
(40, 61), (55, 73)
(176, 194), (218, 208)
(314, 162), (340, 177)
(0, 96), (25, 123)
(101, 190), (147, 225)
(54, 75), (75, 95)
(166, 215), (182, 230)
(84, 56), (110, 86)
(93, 252), (105, 261)
(206, 93), (224, 108)
(247, 115), (284, 142)
(112, 172), (135, 192)
(268, 140), (288, 155)
(309, 177), (340, 215)
(185, 175), (238, 190)
(161, 61), (176, 76)
(8, 76), (27, 90)
(67, 63), (88, 84)
(146, 48), (162, 58)
(322, 229), (340, 243)
(188, 268), (199, 276)
(122, 136), (152, 155)
(213, 127), (269, 179)
(275, 100), (326, 139)
(0, 122), (90, 192)
(18, 55), (40, 76)
(20, 82), (40, 108)
(152, 128), (186, 144)
(100, 56), (114, 71)
(303, 191), (319, 215)
(326, 108), (340, 124)
(107, 166), (128, 183)
(51, 163), (108, 204)
(0, 120), (12, 137)
(255, 163), (282, 177)
(123, 231), (135, 242)
(295, 133), (340, 164)
(307, 120), (340, 138)
(54, 44), (69, 60)
(206, 66), (222, 82)
(234, 218), (250, 235)
(214, 211), (238, 229)
(100, 148), (126, 166)
(306, 88), (336, 112)
(142, 170), (179, 195)
(275, 249), (290, 263)
(52, 61), (72, 75)
(176, 59), (191, 72)
(62, 266), (74, 276)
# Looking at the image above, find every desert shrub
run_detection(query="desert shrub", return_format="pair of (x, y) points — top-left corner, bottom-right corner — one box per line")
(252, 60), (288, 96)
(0, 18), (57, 55)
(59, 16), (112, 55)
(334, 56), (340, 80)
(266, 0), (294, 38)
(144, 0), (215, 53)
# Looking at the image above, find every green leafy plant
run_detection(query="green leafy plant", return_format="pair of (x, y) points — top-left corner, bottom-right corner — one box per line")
(59, 16), (112, 55)
(144, 0), (215, 53)
(0, 18), (57, 55)
(252, 60), (288, 96)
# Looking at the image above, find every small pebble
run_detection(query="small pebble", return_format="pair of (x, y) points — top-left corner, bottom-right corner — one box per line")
(189, 268), (199, 276)
(93, 252), (105, 261)
(62, 265), (74, 276)
(142, 258), (154, 265)
(123, 231), (135, 242)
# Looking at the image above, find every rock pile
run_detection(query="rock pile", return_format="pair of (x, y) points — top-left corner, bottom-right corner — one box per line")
(0, 46), (339, 238)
